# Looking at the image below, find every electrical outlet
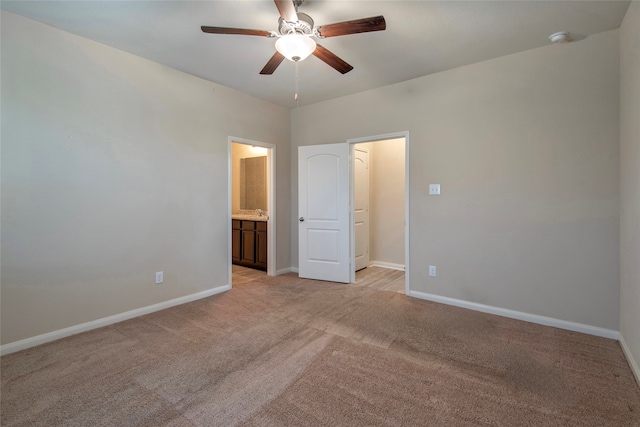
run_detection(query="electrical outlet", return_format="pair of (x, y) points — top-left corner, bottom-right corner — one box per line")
(429, 265), (437, 277)
(155, 271), (164, 284)
(429, 184), (441, 195)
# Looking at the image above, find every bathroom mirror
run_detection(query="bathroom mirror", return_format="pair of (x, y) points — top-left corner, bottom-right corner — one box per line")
(240, 156), (267, 210)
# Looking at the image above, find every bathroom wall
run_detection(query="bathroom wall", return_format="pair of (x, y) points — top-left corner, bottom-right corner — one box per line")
(231, 143), (268, 213)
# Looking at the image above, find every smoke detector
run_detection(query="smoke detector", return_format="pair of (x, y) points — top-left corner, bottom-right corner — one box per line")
(549, 31), (570, 43)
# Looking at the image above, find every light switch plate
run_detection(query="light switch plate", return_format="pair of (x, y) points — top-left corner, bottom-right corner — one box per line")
(429, 184), (441, 195)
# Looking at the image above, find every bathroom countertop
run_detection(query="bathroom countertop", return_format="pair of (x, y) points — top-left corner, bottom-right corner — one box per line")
(232, 214), (268, 222)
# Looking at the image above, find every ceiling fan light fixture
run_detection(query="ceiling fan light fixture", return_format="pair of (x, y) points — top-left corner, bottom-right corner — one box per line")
(275, 34), (316, 62)
(549, 31), (570, 43)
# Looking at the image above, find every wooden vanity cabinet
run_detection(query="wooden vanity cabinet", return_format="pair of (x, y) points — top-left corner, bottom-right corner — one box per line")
(255, 222), (267, 268)
(232, 219), (267, 271)
(232, 220), (242, 263)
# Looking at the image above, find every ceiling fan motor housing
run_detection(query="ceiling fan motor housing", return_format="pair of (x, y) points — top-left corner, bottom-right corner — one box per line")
(279, 12), (314, 35)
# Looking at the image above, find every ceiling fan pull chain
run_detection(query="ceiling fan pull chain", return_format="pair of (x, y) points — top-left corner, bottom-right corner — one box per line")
(294, 60), (300, 104)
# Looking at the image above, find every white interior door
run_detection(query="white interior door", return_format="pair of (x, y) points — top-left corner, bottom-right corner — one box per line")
(298, 143), (350, 283)
(354, 146), (370, 271)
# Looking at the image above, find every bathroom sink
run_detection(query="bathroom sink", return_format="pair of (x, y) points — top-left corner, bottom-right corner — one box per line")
(232, 213), (268, 222)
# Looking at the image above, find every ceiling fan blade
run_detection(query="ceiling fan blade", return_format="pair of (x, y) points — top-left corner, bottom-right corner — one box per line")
(316, 16), (386, 38)
(312, 44), (353, 74)
(260, 52), (286, 75)
(274, 0), (298, 23)
(201, 26), (271, 37)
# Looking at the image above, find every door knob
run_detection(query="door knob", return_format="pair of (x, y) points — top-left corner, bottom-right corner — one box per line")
(299, 217), (305, 222)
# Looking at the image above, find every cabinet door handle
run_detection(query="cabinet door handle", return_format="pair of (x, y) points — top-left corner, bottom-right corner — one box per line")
(299, 217), (305, 222)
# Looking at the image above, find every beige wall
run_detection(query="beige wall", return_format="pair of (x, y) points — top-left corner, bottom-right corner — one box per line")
(0, 12), (291, 345)
(369, 139), (405, 266)
(292, 29), (620, 330)
(619, 1), (640, 381)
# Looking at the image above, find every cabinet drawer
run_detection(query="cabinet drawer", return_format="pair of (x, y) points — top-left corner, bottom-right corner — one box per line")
(241, 221), (256, 230)
(232, 220), (241, 229)
(256, 221), (267, 232)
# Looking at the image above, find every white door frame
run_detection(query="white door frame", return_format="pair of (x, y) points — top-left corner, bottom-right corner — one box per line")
(347, 132), (410, 294)
(228, 136), (276, 285)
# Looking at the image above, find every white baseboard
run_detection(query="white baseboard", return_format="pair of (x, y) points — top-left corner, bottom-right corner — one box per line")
(0, 284), (231, 356)
(290, 267), (299, 274)
(369, 261), (405, 271)
(275, 267), (296, 275)
(619, 332), (640, 388)
(408, 290), (619, 340)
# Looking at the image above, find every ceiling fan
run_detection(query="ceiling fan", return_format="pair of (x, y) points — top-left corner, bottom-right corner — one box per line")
(201, 0), (386, 75)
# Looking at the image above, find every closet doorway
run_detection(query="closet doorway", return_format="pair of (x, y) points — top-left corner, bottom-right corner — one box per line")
(349, 133), (408, 294)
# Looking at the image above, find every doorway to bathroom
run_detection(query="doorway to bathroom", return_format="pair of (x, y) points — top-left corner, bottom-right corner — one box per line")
(229, 137), (276, 284)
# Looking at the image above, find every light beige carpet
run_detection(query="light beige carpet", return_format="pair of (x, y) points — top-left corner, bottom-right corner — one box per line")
(2, 266), (639, 426)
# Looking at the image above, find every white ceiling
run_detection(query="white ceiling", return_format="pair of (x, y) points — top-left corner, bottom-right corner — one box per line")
(1, 0), (630, 108)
